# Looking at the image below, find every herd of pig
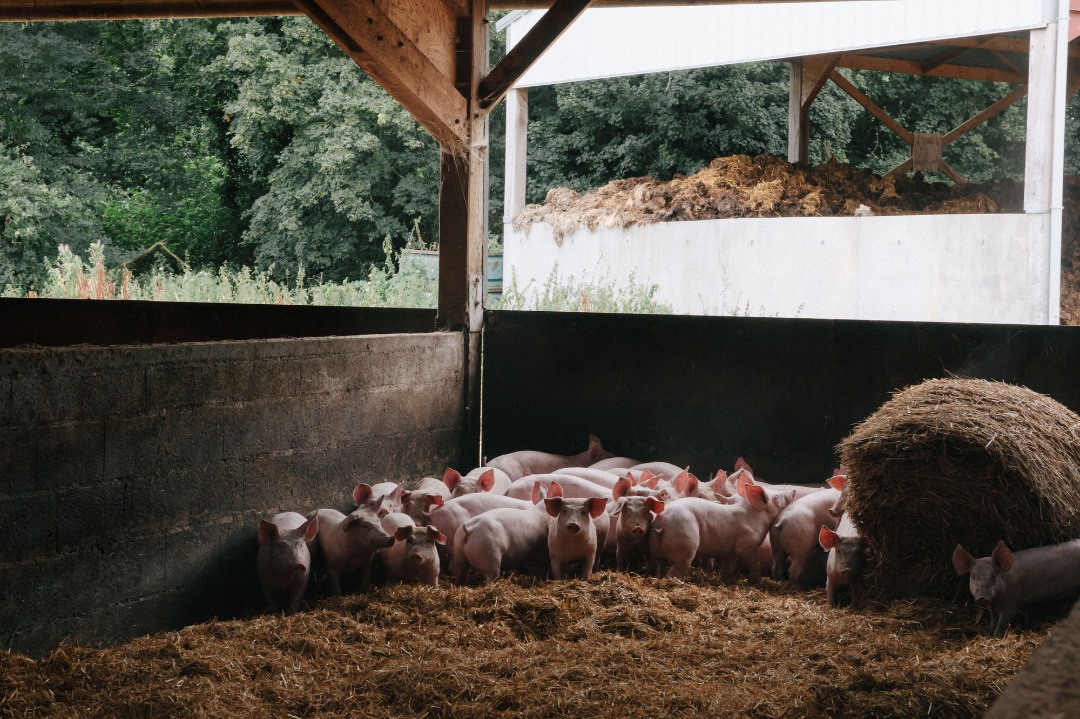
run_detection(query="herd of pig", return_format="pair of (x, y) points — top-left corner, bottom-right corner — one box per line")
(257, 436), (1080, 637)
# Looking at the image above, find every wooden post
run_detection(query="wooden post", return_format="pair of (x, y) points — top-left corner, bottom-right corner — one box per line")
(1024, 0), (1070, 324)
(438, 1), (488, 466)
(787, 56), (838, 164)
(503, 87), (529, 225)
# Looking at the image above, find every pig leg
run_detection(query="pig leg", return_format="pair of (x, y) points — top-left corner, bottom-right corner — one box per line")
(826, 580), (836, 607)
(786, 555), (807, 588)
(720, 557), (739, 583)
(771, 551), (789, 581)
(285, 582), (307, 615)
(551, 559), (565, 580)
(616, 544), (629, 572)
(992, 609), (1015, 638)
(263, 588), (283, 614)
(580, 555), (595, 580)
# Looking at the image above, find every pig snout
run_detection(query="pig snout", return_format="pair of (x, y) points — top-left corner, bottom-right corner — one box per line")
(629, 525), (646, 536)
(292, 562), (307, 575)
(565, 521), (581, 535)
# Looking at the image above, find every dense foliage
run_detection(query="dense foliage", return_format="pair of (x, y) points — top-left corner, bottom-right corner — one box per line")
(1, 17), (1076, 292)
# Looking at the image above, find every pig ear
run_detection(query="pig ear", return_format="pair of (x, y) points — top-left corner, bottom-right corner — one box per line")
(712, 469), (727, 485)
(427, 526), (447, 544)
(548, 481), (564, 498)
(642, 474), (660, 490)
(734, 457), (753, 477)
(673, 469), (691, 494)
(952, 544), (974, 575)
(819, 526), (839, 551)
(442, 468), (462, 490)
(258, 520), (279, 546)
(400, 490), (413, 502)
(743, 483), (766, 508)
(342, 514), (359, 532)
(388, 485), (404, 503)
(300, 516), (319, 542)
(991, 541), (1014, 572)
(827, 475), (846, 491)
(544, 497), (563, 517)
(609, 497), (627, 515)
(531, 480), (544, 505)
(477, 469), (496, 492)
(353, 483), (373, 506)
(426, 494), (445, 509)
(613, 477), (632, 501)
(393, 525), (414, 541)
(587, 434), (604, 461)
(736, 471), (755, 498)
(587, 498), (608, 519)
(645, 497), (665, 515)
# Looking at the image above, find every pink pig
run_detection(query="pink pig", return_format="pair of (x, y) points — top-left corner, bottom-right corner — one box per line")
(442, 467), (512, 497)
(609, 478), (666, 571)
(769, 486), (841, 587)
(650, 475), (795, 582)
(545, 496), (609, 580)
(485, 434), (613, 481)
(256, 511), (319, 614)
(450, 481), (563, 583)
(383, 524), (447, 586)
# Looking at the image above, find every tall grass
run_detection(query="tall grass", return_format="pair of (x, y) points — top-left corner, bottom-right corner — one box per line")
(3, 243), (671, 314)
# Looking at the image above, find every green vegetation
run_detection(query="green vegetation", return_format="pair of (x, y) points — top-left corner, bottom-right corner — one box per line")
(7, 242), (670, 314)
(1, 17), (1076, 298)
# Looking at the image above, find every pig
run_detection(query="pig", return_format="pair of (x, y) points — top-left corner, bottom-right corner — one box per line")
(257, 512), (319, 614)
(353, 482), (402, 512)
(485, 434), (613, 481)
(827, 471), (848, 517)
(506, 472), (612, 501)
(311, 506), (394, 595)
(951, 539), (1080, 637)
(696, 470), (736, 503)
(379, 511), (416, 536)
(545, 496), (609, 580)
(450, 481), (563, 583)
(650, 479), (796, 582)
(424, 493), (533, 568)
(590, 456), (642, 472)
(382, 524), (446, 586)
(442, 467), (512, 497)
(552, 466), (621, 490)
(768, 487), (841, 587)
(609, 479), (666, 571)
(629, 462), (686, 482)
(400, 477), (453, 525)
(818, 513), (868, 606)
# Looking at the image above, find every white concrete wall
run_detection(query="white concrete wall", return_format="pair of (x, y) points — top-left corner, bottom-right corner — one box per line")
(505, 0), (1050, 88)
(504, 214), (1053, 324)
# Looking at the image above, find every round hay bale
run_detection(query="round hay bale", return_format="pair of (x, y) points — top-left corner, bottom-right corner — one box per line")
(838, 377), (1080, 599)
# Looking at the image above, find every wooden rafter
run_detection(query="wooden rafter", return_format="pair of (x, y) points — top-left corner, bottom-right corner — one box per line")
(829, 70), (913, 144)
(836, 54), (1025, 84)
(988, 49), (1024, 77)
(478, 0), (592, 110)
(489, 0), (884, 8)
(295, 0), (468, 148)
(0, 0), (296, 19)
(920, 45), (969, 73)
(942, 84), (1027, 145)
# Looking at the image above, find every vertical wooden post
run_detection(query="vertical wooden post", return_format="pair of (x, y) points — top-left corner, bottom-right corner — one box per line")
(503, 87), (529, 225)
(1024, 0), (1070, 324)
(788, 56), (838, 164)
(438, 0), (488, 465)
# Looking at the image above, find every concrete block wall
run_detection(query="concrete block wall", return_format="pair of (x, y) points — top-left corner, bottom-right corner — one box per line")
(0, 332), (465, 656)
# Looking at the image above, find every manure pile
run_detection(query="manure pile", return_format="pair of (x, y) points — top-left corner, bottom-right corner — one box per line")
(840, 378), (1080, 600)
(0, 573), (1047, 719)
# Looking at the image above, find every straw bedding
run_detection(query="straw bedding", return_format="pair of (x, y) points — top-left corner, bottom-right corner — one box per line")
(839, 377), (1080, 599)
(0, 572), (1047, 719)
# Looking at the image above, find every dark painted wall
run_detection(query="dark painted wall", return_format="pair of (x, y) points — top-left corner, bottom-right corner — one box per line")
(0, 298), (435, 348)
(482, 311), (1080, 484)
(0, 332), (465, 656)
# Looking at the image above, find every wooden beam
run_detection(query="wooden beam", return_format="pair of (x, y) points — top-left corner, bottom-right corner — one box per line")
(296, 0), (468, 147)
(0, 0), (296, 20)
(787, 55), (838, 163)
(920, 45), (969, 73)
(883, 158), (913, 179)
(829, 69), (913, 144)
(478, 0), (592, 110)
(989, 49), (1024, 77)
(836, 53), (1026, 84)
(942, 84), (1027, 145)
(939, 161), (967, 185)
